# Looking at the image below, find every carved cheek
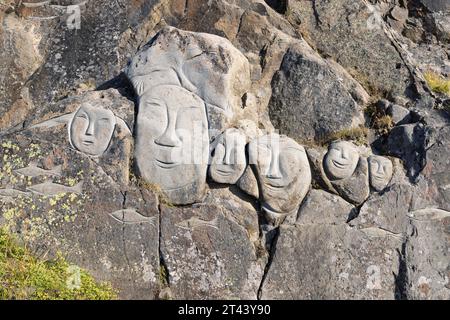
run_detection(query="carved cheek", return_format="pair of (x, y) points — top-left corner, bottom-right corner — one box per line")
(96, 119), (114, 145)
(70, 117), (88, 143)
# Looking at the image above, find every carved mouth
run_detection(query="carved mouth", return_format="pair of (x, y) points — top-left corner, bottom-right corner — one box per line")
(332, 159), (349, 169)
(215, 168), (234, 176)
(372, 174), (385, 181)
(82, 140), (94, 146)
(264, 182), (286, 191)
(155, 159), (179, 169)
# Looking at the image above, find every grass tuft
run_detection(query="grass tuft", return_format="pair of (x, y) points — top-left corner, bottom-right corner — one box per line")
(424, 71), (450, 96)
(0, 228), (117, 300)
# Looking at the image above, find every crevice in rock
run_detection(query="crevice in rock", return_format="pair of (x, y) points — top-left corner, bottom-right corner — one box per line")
(264, 0), (287, 15)
(394, 240), (409, 300)
(311, 0), (323, 28)
(157, 200), (171, 293)
(256, 226), (280, 299)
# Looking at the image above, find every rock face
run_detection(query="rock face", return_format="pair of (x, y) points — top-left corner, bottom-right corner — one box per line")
(286, 0), (415, 98)
(268, 46), (367, 142)
(405, 209), (450, 300)
(0, 0), (449, 300)
(160, 200), (264, 299)
(260, 224), (403, 300)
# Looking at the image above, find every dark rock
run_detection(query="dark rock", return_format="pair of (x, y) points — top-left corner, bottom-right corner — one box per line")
(268, 45), (367, 142)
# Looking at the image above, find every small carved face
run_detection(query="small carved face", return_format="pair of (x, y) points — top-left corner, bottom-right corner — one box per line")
(135, 85), (209, 193)
(368, 155), (393, 191)
(324, 141), (359, 180)
(209, 128), (247, 184)
(69, 104), (116, 156)
(249, 134), (311, 218)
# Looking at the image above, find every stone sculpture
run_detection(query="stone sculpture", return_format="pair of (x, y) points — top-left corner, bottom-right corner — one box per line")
(68, 103), (116, 156)
(368, 155), (393, 191)
(248, 134), (311, 223)
(323, 141), (360, 180)
(126, 26), (251, 132)
(209, 128), (247, 184)
(126, 26), (252, 204)
(134, 85), (209, 205)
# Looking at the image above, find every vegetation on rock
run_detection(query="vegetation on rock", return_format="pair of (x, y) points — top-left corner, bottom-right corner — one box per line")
(0, 228), (117, 300)
(424, 71), (450, 96)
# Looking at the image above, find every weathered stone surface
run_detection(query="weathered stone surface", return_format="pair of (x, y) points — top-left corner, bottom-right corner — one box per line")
(260, 224), (403, 299)
(0, 0), (448, 301)
(0, 130), (160, 299)
(387, 123), (428, 182)
(268, 45), (367, 142)
(405, 208), (450, 300)
(0, 13), (44, 132)
(159, 201), (264, 299)
(419, 0), (450, 13)
(421, 125), (450, 211)
(296, 189), (356, 225)
(350, 183), (414, 234)
(286, 0), (415, 98)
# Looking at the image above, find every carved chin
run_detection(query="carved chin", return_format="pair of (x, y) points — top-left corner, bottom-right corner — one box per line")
(262, 203), (298, 223)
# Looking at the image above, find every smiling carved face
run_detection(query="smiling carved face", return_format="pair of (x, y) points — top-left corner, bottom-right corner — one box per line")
(209, 128), (247, 184)
(368, 155), (393, 191)
(323, 141), (359, 181)
(249, 134), (311, 218)
(69, 104), (116, 156)
(135, 85), (209, 196)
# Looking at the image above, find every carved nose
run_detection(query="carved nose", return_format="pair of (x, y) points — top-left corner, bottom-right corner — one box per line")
(85, 121), (95, 136)
(267, 150), (282, 179)
(223, 147), (233, 165)
(155, 129), (181, 147)
(155, 108), (182, 147)
(377, 164), (384, 174)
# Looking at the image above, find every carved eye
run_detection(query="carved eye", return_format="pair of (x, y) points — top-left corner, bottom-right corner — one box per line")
(99, 117), (110, 123)
(77, 113), (88, 120)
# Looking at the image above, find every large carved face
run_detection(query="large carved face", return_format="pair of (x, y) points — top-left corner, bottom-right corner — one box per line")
(368, 155), (393, 191)
(209, 128), (247, 184)
(323, 141), (359, 180)
(69, 103), (116, 156)
(135, 85), (209, 203)
(249, 134), (311, 219)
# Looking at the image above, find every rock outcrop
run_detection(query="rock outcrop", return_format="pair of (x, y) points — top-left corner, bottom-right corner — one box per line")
(0, 0), (448, 300)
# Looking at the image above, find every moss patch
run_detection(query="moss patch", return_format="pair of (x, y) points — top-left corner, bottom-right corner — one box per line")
(320, 126), (369, 146)
(424, 71), (450, 96)
(0, 228), (117, 300)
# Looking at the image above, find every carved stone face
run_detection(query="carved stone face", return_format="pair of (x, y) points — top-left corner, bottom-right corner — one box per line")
(368, 155), (393, 191)
(249, 134), (311, 220)
(209, 128), (247, 184)
(69, 104), (116, 156)
(324, 141), (359, 180)
(135, 85), (209, 204)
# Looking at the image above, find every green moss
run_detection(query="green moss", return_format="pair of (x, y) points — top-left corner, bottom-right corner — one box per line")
(424, 71), (450, 96)
(321, 126), (369, 146)
(0, 228), (117, 300)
